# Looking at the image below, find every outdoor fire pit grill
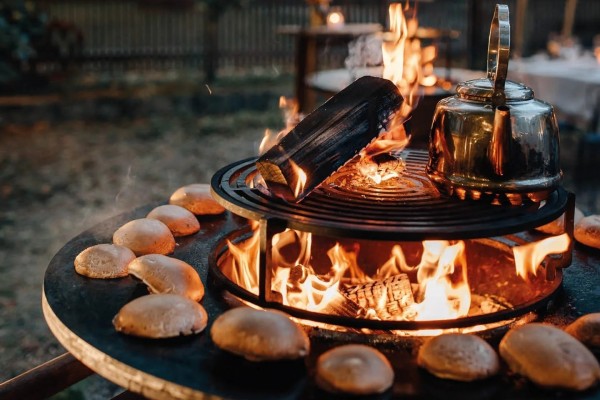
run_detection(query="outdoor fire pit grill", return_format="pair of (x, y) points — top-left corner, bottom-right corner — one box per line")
(37, 150), (600, 400)
(208, 148), (575, 334)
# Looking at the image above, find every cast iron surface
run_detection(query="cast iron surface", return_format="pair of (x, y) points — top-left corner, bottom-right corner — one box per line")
(44, 206), (600, 399)
(210, 149), (569, 240)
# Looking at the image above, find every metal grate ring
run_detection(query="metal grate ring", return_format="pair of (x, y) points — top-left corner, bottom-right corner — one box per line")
(210, 149), (569, 240)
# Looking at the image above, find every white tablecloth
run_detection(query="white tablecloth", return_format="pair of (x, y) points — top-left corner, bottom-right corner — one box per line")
(509, 55), (600, 131)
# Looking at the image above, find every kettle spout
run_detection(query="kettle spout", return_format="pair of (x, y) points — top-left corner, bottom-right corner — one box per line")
(488, 105), (512, 176)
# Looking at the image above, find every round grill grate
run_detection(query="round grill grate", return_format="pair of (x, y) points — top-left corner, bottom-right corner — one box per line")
(211, 149), (569, 240)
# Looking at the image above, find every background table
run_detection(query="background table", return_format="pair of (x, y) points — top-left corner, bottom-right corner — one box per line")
(509, 55), (600, 132)
(277, 23), (383, 113)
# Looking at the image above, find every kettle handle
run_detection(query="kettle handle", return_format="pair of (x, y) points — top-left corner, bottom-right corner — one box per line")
(487, 4), (510, 107)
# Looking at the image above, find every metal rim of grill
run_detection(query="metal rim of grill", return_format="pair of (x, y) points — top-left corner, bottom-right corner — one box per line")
(210, 149), (569, 240)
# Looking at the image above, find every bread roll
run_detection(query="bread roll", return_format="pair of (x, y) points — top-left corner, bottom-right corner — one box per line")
(113, 294), (208, 338)
(417, 333), (500, 381)
(566, 313), (600, 349)
(536, 207), (583, 235)
(113, 218), (175, 256)
(316, 344), (394, 395)
(147, 204), (200, 237)
(74, 243), (135, 279)
(575, 215), (600, 249)
(499, 323), (600, 390)
(169, 183), (225, 216)
(129, 254), (204, 301)
(210, 307), (309, 361)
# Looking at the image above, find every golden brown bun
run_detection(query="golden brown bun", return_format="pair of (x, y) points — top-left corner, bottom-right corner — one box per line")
(499, 323), (600, 390)
(113, 218), (175, 256)
(417, 333), (500, 382)
(113, 294), (208, 338)
(74, 243), (135, 279)
(316, 344), (394, 395)
(210, 307), (309, 361)
(536, 207), (583, 235)
(147, 204), (200, 237)
(575, 215), (600, 248)
(566, 313), (600, 349)
(169, 183), (225, 216)
(128, 254), (204, 302)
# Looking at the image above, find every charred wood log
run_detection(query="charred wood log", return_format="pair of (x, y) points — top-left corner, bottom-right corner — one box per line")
(256, 76), (403, 201)
(342, 274), (415, 320)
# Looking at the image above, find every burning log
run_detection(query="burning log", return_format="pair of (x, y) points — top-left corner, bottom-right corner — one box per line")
(256, 76), (403, 201)
(342, 274), (415, 320)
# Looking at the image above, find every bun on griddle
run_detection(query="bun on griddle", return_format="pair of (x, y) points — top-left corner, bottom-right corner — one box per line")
(74, 243), (135, 279)
(210, 307), (309, 361)
(128, 254), (204, 302)
(113, 218), (175, 256)
(147, 204), (200, 237)
(169, 183), (225, 216)
(417, 333), (500, 382)
(499, 323), (600, 390)
(113, 294), (207, 338)
(315, 344), (394, 395)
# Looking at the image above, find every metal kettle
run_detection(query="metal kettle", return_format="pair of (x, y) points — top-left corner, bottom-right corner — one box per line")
(426, 4), (561, 204)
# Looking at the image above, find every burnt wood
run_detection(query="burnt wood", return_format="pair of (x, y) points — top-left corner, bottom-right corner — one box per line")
(256, 76), (403, 201)
(43, 205), (600, 399)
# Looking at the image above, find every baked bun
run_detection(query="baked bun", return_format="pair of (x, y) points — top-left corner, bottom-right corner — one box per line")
(575, 215), (600, 249)
(113, 294), (208, 338)
(536, 207), (583, 235)
(565, 313), (600, 349)
(499, 323), (600, 390)
(316, 344), (394, 395)
(147, 204), (200, 237)
(210, 307), (309, 361)
(74, 243), (135, 279)
(417, 333), (500, 381)
(169, 183), (225, 216)
(128, 254), (204, 301)
(113, 218), (175, 256)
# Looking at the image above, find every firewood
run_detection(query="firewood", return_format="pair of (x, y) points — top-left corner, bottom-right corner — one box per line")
(342, 274), (415, 320)
(256, 76), (403, 201)
(282, 265), (368, 318)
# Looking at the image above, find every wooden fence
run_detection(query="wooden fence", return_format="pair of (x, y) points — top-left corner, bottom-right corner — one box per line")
(36, 0), (600, 77)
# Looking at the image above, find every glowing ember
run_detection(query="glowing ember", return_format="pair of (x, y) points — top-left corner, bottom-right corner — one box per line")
(513, 233), (570, 281)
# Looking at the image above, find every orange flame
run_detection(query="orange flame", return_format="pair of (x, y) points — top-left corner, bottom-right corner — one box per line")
(258, 96), (300, 155)
(223, 221), (261, 295)
(288, 160), (307, 199)
(513, 233), (570, 280)
(225, 226), (472, 322)
(359, 2), (438, 184)
(413, 241), (470, 320)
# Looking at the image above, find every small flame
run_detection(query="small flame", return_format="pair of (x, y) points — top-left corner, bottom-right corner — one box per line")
(258, 96), (301, 156)
(413, 241), (470, 320)
(513, 233), (570, 280)
(288, 160), (307, 198)
(223, 221), (261, 294)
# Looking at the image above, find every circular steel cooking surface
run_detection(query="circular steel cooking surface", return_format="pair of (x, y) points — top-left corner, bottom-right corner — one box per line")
(211, 149), (569, 240)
